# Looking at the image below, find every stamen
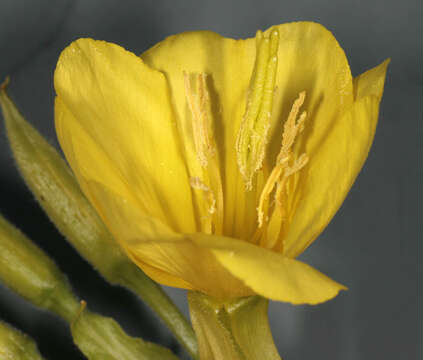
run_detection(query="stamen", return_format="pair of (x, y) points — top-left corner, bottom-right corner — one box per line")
(184, 73), (215, 167)
(184, 73), (224, 234)
(275, 153), (308, 207)
(277, 91), (306, 164)
(257, 92), (309, 238)
(236, 28), (280, 190)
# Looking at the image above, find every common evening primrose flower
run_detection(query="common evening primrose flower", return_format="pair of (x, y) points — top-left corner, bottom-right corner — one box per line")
(54, 22), (388, 305)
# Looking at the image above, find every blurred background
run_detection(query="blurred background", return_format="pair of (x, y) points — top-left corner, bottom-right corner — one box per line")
(0, 0), (421, 359)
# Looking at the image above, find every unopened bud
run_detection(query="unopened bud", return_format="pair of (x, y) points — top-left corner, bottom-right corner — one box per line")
(72, 302), (179, 360)
(0, 321), (45, 360)
(0, 215), (79, 321)
(0, 83), (124, 281)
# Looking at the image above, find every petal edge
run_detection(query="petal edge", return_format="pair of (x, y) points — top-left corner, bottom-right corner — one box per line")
(190, 234), (346, 305)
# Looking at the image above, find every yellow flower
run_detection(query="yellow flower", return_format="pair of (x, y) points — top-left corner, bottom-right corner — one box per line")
(54, 22), (388, 304)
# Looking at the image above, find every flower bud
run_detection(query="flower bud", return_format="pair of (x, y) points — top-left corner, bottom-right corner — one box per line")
(72, 302), (179, 360)
(0, 321), (45, 360)
(0, 215), (79, 321)
(0, 82), (124, 282)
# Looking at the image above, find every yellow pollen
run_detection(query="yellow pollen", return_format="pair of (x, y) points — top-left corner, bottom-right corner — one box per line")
(257, 91), (309, 230)
(184, 72), (224, 235)
(236, 28), (280, 190)
(184, 72), (215, 167)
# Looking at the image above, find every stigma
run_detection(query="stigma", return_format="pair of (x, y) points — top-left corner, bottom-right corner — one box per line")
(236, 28), (280, 191)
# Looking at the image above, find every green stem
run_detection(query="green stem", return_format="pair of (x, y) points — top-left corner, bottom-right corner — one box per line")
(117, 263), (198, 359)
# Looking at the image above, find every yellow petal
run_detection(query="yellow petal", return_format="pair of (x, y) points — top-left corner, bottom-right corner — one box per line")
(141, 22), (354, 241)
(54, 38), (196, 233)
(55, 97), (132, 205)
(82, 179), (252, 298)
(75, 169), (344, 304)
(354, 59), (391, 100)
(265, 22), (354, 167)
(283, 59), (388, 258)
(142, 30), (256, 240)
(190, 234), (346, 305)
(129, 255), (194, 290)
(130, 236), (254, 299)
(81, 178), (196, 290)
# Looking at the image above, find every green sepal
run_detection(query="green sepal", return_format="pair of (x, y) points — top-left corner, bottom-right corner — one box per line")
(188, 292), (282, 360)
(0, 80), (197, 358)
(0, 321), (46, 360)
(71, 302), (180, 360)
(0, 215), (79, 321)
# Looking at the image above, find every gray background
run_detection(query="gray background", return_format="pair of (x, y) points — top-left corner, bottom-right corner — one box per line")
(0, 0), (421, 359)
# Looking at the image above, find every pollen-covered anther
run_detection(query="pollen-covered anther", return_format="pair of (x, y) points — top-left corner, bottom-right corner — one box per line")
(257, 91), (309, 229)
(184, 72), (215, 167)
(184, 72), (224, 235)
(236, 28), (280, 190)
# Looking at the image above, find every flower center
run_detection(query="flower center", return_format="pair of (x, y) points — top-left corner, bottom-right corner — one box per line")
(234, 28), (309, 251)
(184, 29), (308, 252)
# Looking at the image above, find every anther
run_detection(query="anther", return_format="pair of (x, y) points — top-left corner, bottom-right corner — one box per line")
(184, 72), (224, 235)
(184, 73), (215, 167)
(257, 91), (309, 231)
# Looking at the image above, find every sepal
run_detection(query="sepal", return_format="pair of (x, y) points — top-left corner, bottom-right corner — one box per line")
(188, 291), (281, 360)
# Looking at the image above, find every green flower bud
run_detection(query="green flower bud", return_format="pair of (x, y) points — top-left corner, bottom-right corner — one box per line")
(0, 78), (123, 282)
(0, 321), (45, 360)
(71, 302), (179, 360)
(0, 215), (79, 321)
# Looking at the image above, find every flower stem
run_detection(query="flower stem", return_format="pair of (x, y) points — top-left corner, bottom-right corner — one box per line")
(118, 263), (198, 359)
